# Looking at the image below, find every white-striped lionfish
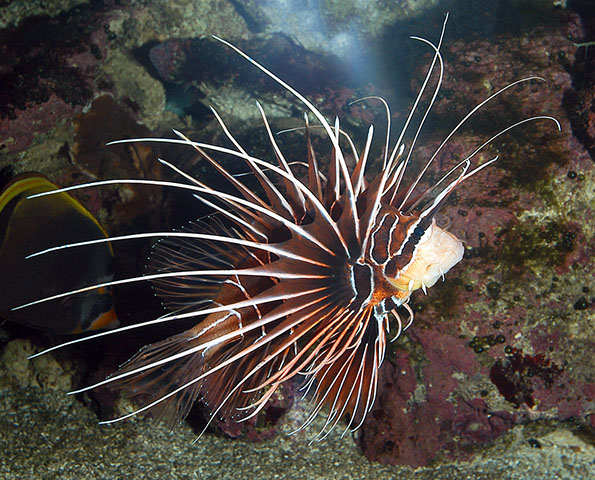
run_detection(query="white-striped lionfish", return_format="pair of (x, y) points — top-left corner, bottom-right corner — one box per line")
(20, 15), (559, 439)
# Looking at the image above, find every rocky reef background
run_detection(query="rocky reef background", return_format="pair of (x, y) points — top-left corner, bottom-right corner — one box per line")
(0, 0), (593, 478)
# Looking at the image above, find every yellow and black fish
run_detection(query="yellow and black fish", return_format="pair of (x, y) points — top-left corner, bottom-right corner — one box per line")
(0, 174), (118, 334)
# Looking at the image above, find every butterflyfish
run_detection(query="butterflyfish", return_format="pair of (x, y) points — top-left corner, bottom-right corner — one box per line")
(0, 174), (118, 334)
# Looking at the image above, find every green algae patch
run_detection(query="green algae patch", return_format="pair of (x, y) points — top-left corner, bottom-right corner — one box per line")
(499, 219), (579, 276)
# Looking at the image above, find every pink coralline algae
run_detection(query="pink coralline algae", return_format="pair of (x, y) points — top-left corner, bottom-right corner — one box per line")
(0, 5), (111, 153)
(451, 398), (516, 445)
(361, 325), (518, 466)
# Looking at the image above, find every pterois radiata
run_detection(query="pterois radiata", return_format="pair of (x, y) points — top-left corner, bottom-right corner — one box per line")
(19, 15), (559, 440)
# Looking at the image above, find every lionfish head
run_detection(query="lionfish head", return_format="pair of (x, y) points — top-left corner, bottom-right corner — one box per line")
(373, 214), (465, 302)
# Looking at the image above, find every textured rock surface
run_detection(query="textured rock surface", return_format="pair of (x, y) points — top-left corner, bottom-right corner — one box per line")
(1, 356), (593, 479)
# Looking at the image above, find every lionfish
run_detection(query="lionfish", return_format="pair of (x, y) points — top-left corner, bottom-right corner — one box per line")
(20, 15), (559, 439)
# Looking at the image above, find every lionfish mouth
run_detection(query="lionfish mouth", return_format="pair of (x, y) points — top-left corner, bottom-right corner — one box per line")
(17, 13), (559, 440)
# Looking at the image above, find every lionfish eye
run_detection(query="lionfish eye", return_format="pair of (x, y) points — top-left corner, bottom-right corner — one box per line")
(412, 226), (425, 239)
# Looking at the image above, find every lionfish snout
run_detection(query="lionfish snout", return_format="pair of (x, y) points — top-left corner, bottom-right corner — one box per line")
(365, 204), (464, 305)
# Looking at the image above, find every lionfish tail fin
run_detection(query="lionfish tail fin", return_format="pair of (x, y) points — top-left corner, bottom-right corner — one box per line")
(109, 332), (206, 429)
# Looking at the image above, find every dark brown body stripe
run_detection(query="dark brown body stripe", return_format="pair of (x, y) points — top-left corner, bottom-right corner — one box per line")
(370, 212), (395, 264)
(365, 205), (422, 278)
(384, 216), (432, 277)
(351, 263), (373, 310)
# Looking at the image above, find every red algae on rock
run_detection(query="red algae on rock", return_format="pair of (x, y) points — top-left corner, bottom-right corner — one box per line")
(489, 348), (564, 408)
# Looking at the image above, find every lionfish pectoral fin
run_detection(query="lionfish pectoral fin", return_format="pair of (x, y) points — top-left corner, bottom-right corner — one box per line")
(109, 331), (208, 428)
(146, 219), (256, 313)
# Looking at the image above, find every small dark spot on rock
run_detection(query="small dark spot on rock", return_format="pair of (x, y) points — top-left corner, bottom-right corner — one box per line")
(582, 286), (589, 293)
(495, 228), (509, 239)
(573, 296), (589, 310)
(464, 247), (481, 259)
(504, 346), (513, 354)
(567, 170), (577, 179)
(465, 284), (474, 292)
(380, 440), (397, 454)
(486, 281), (501, 300)
(492, 321), (501, 329)
(496, 334), (506, 344)
(90, 43), (102, 60)
(457, 209), (467, 217)
(528, 438), (541, 448)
